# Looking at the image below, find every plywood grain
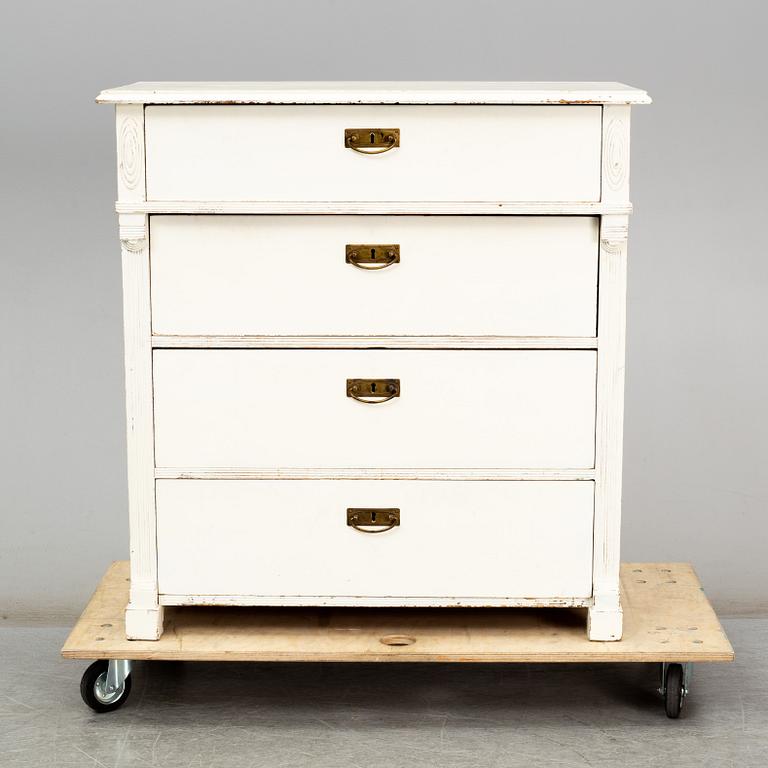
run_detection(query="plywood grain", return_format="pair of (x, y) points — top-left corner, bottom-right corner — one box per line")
(62, 563), (733, 663)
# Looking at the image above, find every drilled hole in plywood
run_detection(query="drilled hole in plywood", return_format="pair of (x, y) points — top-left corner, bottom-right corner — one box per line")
(100, 623), (113, 628)
(380, 634), (417, 647)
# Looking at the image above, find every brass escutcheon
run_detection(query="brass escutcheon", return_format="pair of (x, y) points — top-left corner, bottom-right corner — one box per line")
(346, 378), (400, 404)
(344, 128), (400, 154)
(346, 244), (400, 270)
(347, 508), (400, 533)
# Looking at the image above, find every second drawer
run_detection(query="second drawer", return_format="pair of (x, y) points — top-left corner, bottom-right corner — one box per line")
(153, 350), (597, 469)
(149, 215), (598, 338)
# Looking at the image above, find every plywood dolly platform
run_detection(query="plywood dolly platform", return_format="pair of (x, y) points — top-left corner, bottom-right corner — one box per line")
(62, 562), (733, 719)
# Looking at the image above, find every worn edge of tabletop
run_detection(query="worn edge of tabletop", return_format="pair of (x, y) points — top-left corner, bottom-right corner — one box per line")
(96, 81), (652, 105)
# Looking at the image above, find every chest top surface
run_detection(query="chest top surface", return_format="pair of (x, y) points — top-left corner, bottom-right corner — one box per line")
(97, 81), (650, 105)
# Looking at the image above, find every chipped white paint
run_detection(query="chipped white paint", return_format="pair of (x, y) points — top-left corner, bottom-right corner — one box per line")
(158, 595), (593, 608)
(96, 81), (651, 105)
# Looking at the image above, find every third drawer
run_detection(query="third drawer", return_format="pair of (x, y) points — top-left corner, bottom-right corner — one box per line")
(153, 349), (597, 469)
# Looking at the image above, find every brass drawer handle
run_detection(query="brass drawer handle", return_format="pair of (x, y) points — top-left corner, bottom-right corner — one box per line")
(346, 378), (400, 404)
(346, 244), (400, 271)
(347, 508), (400, 533)
(345, 128), (400, 155)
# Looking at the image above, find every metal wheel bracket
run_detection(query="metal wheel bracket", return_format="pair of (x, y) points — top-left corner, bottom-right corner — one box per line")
(105, 659), (132, 695)
(659, 661), (693, 697)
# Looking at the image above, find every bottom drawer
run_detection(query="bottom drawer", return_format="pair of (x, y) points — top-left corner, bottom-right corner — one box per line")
(156, 480), (594, 602)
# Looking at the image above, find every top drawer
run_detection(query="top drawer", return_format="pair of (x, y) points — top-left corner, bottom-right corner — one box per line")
(144, 105), (602, 202)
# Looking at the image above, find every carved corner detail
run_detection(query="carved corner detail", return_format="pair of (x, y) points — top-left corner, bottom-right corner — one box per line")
(120, 239), (145, 252)
(600, 223), (628, 253)
(119, 223), (147, 252)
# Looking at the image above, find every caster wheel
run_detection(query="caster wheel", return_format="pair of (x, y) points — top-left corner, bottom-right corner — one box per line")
(80, 660), (132, 713)
(664, 663), (684, 719)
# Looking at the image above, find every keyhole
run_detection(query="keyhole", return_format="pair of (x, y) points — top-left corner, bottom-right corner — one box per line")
(370, 132), (376, 144)
(370, 248), (376, 260)
(370, 381), (377, 393)
(371, 511), (377, 522)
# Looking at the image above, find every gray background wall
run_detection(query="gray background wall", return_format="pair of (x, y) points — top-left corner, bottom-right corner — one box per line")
(2, 0), (766, 622)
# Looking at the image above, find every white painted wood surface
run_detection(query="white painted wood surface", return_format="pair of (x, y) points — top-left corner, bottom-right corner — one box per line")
(601, 106), (631, 205)
(152, 350), (597, 469)
(154, 468), (596, 481)
(588, 105), (634, 640)
(115, 106), (145, 204)
(97, 81), (651, 105)
(114, 104), (163, 641)
(151, 335), (598, 350)
(590, 211), (630, 641)
(150, 216), (598, 337)
(119, 218), (163, 640)
(118, 201), (632, 216)
(144, 105), (601, 202)
(155, 480), (595, 600)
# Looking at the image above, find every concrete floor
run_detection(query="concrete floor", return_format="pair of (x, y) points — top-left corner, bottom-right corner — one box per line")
(0, 619), (765, 768)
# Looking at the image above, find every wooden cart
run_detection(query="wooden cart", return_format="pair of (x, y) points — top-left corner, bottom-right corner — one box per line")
(62, 562), (733, 719)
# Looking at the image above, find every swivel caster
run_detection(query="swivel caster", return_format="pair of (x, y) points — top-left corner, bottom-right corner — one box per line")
(659, 662), (692, 719)
(80, 659), (132, 713)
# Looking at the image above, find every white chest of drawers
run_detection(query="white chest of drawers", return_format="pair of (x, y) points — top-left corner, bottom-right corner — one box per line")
(97, 81), (650, 641)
